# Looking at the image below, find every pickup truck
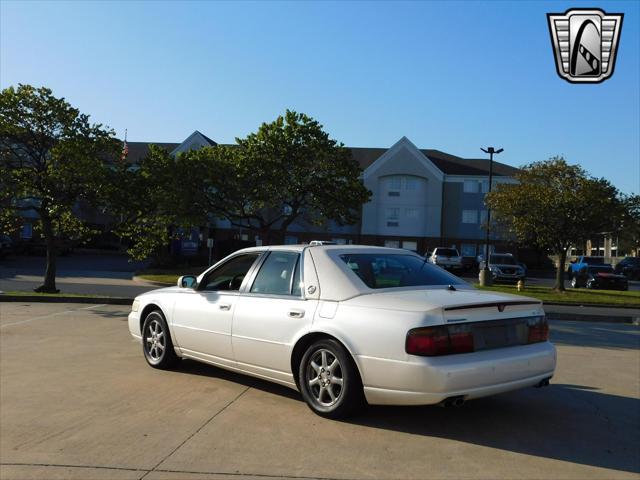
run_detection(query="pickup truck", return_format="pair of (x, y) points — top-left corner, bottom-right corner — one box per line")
(426, 247), (463, 271)
(567, 256), (610, 278)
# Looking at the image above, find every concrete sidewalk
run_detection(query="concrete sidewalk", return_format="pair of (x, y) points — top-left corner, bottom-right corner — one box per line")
(545, 304), (640, 323)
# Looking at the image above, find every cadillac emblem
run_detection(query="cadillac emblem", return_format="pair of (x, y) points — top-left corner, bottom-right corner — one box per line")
(547, 8), (623, 83)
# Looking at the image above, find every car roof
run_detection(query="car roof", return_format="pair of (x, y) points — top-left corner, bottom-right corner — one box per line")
(234, 244), (411, 254)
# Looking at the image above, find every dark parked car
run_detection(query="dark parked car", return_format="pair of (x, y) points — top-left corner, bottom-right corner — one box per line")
(614, 257), (640, 280)
(570, 265), (628, 291)
(479, 253), (526, 283)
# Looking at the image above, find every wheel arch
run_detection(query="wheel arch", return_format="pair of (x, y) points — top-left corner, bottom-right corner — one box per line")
(139, 303), (165, 334)
(290, 331), (364, 390)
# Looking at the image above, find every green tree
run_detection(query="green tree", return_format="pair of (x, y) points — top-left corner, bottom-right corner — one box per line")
(104, 145), (205, 261)
(191, 110), (370, 244)
(486, 157), (624, 291)
(0, 84), (118, 292)
(617, 194), (640, 256)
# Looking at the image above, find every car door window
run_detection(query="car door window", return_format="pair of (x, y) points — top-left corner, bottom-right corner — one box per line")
(250, 251), (300, 296)
(199, 253), (260, 291)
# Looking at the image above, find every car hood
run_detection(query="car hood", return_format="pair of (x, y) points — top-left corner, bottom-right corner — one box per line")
(342, 287), (541, 313)
(137, 286), (182, 297)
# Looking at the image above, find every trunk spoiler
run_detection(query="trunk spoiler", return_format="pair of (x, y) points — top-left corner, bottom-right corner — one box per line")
(444, 300), (540, 312)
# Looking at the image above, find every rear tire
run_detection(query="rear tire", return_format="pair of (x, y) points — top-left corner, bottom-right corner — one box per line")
(298, 339), (364, 419)
(142, 310), (180, 369)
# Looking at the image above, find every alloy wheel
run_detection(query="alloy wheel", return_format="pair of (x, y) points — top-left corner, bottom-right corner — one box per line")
(145, 318), (166, 361)
(305, 348), (344, 407)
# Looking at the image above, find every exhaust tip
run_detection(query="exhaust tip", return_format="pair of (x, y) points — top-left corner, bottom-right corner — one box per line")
(535, 378), (551, 388)
(439, 395), (466, 408)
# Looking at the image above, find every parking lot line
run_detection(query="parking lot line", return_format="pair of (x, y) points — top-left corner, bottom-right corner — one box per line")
(0, 303), (106, 329)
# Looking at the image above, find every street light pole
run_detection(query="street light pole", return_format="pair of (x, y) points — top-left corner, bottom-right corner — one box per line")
(479, 146), (503, 287)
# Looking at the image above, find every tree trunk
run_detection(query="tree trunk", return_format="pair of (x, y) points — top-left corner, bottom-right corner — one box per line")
(34, 214), (59, 293)
(554, 248), (567, 292)
(259, 227), (271, 246)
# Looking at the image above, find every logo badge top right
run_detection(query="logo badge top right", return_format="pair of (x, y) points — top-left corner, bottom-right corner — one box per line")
(547, 8), (623, 83)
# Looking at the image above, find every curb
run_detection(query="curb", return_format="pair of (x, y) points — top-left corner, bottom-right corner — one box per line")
(543, 301), (640, 309)
(132, 276), (174, 287)
(547, 312), (639, 324)
(0, 295), (133, 305)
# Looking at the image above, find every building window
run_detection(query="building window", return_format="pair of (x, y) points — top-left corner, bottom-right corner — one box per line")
(405, 208), (419, 218)
(20, 223), (33, 239)
(405, 177), (419, 190)
(388, 191), (400, 197)
(463, 180), (480, 193)
(386, 207), (399, 227)
(284, 235), (298, 245)
(402, 240), (418, 251)
(462, 210), (478, 224)
(388, 176), (402, 190)
(480, 180), (489, 193)
(461, 243), (476, 257)
(384, 240), (400, 248)
(479, 210), (488, 224)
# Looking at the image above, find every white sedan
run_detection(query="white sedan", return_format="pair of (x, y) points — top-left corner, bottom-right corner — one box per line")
(128, 245), (556, 418)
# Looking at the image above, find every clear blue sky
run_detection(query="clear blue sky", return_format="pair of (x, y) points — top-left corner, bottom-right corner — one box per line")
(1, 0), (638, 194)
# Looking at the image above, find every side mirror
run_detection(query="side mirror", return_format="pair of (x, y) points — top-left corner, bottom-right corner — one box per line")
(177, 275), (197, 288)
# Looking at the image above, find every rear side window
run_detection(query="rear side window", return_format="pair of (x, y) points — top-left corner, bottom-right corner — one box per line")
(251, 251), (301, 296)
(340, 254), (466, 289)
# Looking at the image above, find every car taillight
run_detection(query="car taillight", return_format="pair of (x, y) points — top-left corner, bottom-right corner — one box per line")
(527, 316), (549, 343)
(406, 324), (474, 356)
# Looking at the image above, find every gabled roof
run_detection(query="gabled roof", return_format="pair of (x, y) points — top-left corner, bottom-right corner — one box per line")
(349, 146), (517, 176)
(122, 136), (518, 177)
(197, 131), (217, 146)
(125, 142), (180, 164)
(422, 149), (519, 177)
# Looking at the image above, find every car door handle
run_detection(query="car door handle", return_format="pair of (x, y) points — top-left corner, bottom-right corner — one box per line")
(288, 309), (305, 318)
(219, 303), (232, 311)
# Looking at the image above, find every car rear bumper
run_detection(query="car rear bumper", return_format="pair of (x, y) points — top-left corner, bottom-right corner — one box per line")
(357, 341), (556, 405)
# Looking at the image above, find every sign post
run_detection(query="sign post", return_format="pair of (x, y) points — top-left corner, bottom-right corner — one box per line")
(207, 238), (214, 265)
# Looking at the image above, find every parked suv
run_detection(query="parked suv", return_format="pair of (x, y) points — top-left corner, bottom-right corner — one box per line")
(614, 257), (640, 280)
(427, 247), (462, 270)
(480, 253), (526, 283)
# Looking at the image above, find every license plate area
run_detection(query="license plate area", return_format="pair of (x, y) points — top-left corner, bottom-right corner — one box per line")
(472, 319), (528, 351)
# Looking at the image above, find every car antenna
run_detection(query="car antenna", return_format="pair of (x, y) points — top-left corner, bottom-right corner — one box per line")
(447, 284), (457, 291)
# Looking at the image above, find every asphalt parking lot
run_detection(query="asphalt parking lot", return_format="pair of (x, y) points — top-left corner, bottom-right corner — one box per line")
(1, 303), (639, 480)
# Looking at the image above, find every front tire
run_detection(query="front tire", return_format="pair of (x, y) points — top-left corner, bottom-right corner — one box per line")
(298, 339), (363, 419)
(142, 310), (179, 369)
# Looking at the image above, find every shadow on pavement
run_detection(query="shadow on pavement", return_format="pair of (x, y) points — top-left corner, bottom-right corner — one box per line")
(550, 320), (640, 349)
(169, 358), (640, 475)
(351, 384), (640, 475)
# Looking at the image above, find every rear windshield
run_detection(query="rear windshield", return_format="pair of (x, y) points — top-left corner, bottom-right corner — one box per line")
(583, 257), (605, 265)
(434, 248), (459, 257)
(490, 254), (516, 265)
(340, 254), (466, 289)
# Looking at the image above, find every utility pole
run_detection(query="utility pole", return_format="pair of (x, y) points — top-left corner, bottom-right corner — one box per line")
(479, 146), (503, 287)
